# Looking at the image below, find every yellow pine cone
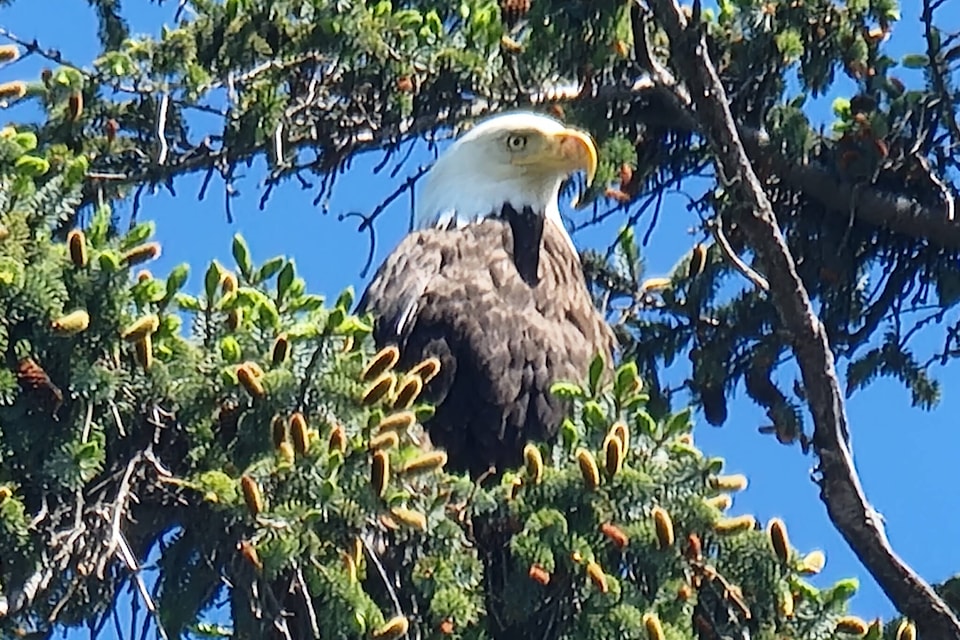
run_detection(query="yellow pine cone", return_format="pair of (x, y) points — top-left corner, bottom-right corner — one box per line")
(705, 494), (733, 512)
(362, 372), (396, 406)
(67, 229), (88, 268)
(709, 474), (749, 492)
(328, 423), (347, 453)
(240, 475), (263, 516)
(640, 276), (672, 292)
(371, 450), (390, 498)
(372, 615), (409, 640)
(51, 310), (90, 335)
(611, 421), (629, 454)
(270, 414), (287, 449)
(270, 333), (289, 366)
(834, 616), (870, 635)
(576, 448), (600, 490)
(585, 561), (608, 593)
(408, 356), (441, 384)
(603, 431), (623, 479)
(400, 451), (447, 475)
(220, 270), (238, 294)
(237, 364), (265, 398)
(135, 335), (153, 372)
(361, 345), (400, 382)
(369, 431), (400, 451)
(714, 514), (757, 534)
(376, 410), (416, 433)
(767, 517), (790, 564)
(290, 412), (309, 456)
(642, 613), (665, 640)
(652, 506), (675, 550)
(600, 522), (628, 549)
(0, 81), (26, 100)
(122, 242), (161, 266)
(67, 91), (83, 121)
(390, 507), (427, 531)
(0, 45), (20, 63)
(778, 590), (794, 619)
(121, 314), (160, 342)
(799, 549), (826, 575)
(523, 443), (544, 484)
(896, 619), (916, 640)
(392, 374), (423, 409)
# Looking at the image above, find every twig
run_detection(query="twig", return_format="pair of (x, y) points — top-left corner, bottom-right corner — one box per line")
(81, 400), (94, 443)
(338, 166), (430, 278)
(708, 216), (769, 291)
(294, 567), (320, 638)
(99, 452), (142, 580)
(646, 0), (960, 635)
(360, 530), (404, 619)
(156, 93), (170, 166)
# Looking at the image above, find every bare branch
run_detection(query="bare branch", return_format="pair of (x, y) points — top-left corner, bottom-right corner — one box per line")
(708, 216), (769, 292)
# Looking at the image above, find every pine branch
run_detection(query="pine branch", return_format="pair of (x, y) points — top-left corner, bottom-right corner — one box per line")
(645, 0), (960, 635)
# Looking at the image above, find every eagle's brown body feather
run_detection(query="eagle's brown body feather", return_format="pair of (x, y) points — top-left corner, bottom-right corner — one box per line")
(358, 212), (615, 477)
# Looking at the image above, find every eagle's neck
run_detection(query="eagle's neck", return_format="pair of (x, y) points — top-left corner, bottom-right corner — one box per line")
(498, 204), (544, 287)
(414, 172), (578, 255)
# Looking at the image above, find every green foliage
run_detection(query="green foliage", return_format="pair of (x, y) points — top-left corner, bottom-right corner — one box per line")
(0, 124), (874, 638)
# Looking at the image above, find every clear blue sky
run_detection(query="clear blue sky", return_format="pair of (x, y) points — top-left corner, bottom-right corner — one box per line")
(2, 1), (958, 636)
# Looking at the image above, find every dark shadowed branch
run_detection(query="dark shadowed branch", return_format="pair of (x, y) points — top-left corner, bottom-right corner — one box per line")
(645, 0), (960, 635)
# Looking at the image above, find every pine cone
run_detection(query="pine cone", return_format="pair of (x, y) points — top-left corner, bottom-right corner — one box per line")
(500, 0), (531, 29)
(16, 357), (63, 414)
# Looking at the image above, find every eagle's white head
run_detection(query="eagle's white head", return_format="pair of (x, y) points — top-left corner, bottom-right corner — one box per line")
(414, 111), (598, 249)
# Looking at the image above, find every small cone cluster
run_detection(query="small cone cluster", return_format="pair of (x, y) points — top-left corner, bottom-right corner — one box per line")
(360, 348), (438, 409)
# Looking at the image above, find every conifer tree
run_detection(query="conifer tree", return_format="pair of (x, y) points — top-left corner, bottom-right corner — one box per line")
(0, 0), (959, 637)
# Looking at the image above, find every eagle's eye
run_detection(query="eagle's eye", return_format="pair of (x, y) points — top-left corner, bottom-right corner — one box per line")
(505, 134), (528, 152)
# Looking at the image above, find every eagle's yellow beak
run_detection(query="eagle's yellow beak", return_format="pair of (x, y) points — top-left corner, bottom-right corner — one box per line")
(552, 128), (598, 188)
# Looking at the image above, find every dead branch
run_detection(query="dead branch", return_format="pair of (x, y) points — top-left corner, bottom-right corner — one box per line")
(645, 0), (960, 635)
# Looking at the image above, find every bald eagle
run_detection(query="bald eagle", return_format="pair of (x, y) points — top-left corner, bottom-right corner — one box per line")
(357, 112), (615, 477)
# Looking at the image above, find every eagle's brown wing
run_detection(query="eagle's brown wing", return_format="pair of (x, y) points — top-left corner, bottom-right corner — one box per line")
(357, 217), (614, 477)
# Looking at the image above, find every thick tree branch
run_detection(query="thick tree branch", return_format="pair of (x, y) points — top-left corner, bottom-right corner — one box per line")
(647, 0), (960, 635)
